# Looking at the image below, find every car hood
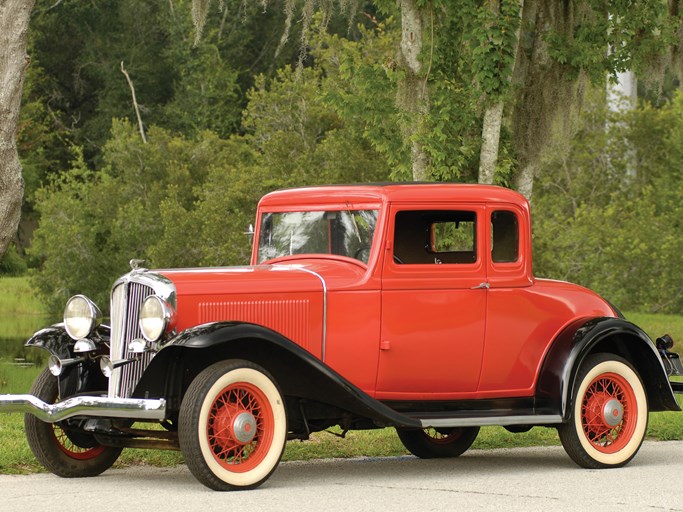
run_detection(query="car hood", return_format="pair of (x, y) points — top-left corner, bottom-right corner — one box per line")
(158, 257), (369, 296)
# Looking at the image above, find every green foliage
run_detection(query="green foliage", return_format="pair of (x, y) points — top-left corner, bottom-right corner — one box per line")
(29, 41), (392, 310)
(28, 122), (234, 313)
(468, 0), (521, 98)
(17, 60), (71, 212)
(534, 92), (683, 314)
(24, 0), (308, 172)
(19, 0), (683, 317)
(0, 277), (47, 323)
(545, 0), (676, 84)
(0, 245), (28, 277)
(312, 18), (410, 178)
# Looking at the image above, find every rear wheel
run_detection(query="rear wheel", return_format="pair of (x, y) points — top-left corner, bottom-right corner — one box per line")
(24, 368), (122, 477)
(179, 360), (287, 491)
(558, 353), (648, 468)
(397, 426), (480, 458)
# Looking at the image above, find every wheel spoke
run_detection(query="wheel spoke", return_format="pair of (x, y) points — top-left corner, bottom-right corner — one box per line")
(580, 370), (638, 453)
(206, 380), (275, 472)
(51, 423), (106, 460)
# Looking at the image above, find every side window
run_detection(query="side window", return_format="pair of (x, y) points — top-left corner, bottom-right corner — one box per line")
(394, 210), (477, 264)
(491, 210), (519, 263)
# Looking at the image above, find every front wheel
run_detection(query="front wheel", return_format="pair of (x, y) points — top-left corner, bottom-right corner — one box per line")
(397, 426), (480, 458)
(24, 368), (123, 477)
(558, 353), (648, 469)
(179, 360), (287, 491)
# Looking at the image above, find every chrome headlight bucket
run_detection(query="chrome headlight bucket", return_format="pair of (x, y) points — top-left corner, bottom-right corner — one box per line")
(139, 295), (175, 342)
(64, 295), (101, 340)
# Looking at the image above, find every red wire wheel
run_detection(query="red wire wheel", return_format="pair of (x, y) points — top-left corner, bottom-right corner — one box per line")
(24, 368), (122, 477)
(559, 354), (648, 469)
(205, 382), (274, 473)
(579, 372), (636, 454)
(52, 424), (107, 460)
(179, 360), (287, 491)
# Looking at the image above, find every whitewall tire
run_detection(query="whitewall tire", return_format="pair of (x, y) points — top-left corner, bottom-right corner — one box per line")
(558, 354), (648, 468)
(179, 360), (287, 490)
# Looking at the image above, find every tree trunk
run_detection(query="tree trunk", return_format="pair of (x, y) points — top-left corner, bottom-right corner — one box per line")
(478, 102), (504, 184)
(514, 162), (536, 199)
(510, 0), (583, 201)
(396, 0), (430, 181)
(478, 0), (524, 186)
(0, 0), (34, 257)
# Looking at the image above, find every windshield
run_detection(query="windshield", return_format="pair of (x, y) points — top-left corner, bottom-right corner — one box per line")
(257, 210), (379, 264)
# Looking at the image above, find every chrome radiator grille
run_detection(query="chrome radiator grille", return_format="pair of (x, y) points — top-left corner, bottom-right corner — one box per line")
(108, 281), (155, 398)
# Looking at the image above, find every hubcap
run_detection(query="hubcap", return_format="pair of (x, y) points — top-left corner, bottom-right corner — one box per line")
(232, 412), (257, 444)
(603, 398), (624, 427)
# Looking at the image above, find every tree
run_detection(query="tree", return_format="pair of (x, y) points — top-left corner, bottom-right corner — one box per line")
(475, 0), (523, 185)
(0, 0), (35, 257)
(508, 0), (682, 198)
(193, 0), (435, 180)
(533, 92), (683, 313)
(395, 0), (431, 180)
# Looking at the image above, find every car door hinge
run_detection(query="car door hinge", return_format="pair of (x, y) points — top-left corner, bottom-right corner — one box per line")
(380, 340), (391, 351)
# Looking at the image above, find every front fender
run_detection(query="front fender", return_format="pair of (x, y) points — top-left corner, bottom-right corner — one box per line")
(26, 324), (76, 359)
(26, 323), (110, 359)
(536, 317), (680, 418)
(25, 323), (110, 397)
(135, 321), (420, 429)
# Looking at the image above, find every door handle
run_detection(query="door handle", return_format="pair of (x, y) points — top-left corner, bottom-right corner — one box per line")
(471, 282), (490, 290)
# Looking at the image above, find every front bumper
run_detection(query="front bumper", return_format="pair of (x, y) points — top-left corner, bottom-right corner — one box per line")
(0, 394), (166, 423)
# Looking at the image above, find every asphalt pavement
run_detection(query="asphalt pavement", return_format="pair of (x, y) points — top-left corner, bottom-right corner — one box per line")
(2, 441), (682, 512)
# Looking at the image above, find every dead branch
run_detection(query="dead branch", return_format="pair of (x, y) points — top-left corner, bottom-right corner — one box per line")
(120, 61), (147, 144)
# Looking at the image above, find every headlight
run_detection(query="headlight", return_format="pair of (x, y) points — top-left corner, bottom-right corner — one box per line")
(64, 295), (101, 340)
(139, 295), (175, 342)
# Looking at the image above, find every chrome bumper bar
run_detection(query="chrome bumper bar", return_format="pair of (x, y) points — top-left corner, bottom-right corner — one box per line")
(0, 394), (167, 423)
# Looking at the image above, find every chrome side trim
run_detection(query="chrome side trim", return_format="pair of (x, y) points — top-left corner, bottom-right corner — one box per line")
(0, 394), (166, 423)
(419, 414), (563, 428)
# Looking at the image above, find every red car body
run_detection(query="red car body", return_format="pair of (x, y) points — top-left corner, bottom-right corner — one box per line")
(2, 183), (681, 491)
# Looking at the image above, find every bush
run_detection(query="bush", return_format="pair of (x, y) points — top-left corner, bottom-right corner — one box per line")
(0, 244), (28, 276)
(534, 92), (683, 314)
(29, 59), (391, 314)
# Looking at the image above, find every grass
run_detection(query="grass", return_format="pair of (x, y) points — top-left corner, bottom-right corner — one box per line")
(0, 276), (51, 341)
(0, 277), (46, 316)
(1, 277), (683, 474)
(625, 311), (683, 352)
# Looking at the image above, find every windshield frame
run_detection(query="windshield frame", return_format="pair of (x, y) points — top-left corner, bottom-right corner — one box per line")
(254, 207), (380, 265)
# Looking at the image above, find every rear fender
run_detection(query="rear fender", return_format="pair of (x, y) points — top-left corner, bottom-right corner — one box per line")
(536, 317), (680, 418)
(134, 321), (420, 429)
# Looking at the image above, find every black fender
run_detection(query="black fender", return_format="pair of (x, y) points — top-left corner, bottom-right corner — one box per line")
(26, 324), (77, 359)
(133, 321), (420, 429)
(26, 323), (111, 359)
(536, 317), (680, 419)
(25, 323), (110, 397)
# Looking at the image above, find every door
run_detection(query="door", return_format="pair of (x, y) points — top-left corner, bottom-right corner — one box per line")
(375, 205), (487, 399)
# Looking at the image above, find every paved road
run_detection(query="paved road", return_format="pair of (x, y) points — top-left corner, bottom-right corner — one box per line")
(2, 441), (682, 512)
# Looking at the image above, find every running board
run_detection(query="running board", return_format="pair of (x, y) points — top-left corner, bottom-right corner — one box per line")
(417, 414), (563, 429)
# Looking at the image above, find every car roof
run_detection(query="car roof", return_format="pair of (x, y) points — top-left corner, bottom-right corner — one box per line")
(258, 183), (528, 209)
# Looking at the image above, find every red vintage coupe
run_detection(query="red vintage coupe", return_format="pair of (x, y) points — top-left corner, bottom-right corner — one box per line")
(1, 183), (681, 490)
